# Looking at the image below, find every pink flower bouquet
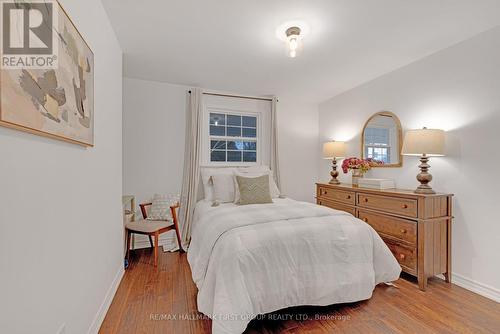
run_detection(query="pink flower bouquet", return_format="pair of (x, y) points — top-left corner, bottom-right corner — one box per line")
(342, 157), (383, 174)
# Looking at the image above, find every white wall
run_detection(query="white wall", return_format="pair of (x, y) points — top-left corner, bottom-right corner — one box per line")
(277, 98), (319, 202)
(122, 79), (319, 229)
(0, 1), (123, 333)
(318, 26), (500, 301)
(123, 78), (188, 248)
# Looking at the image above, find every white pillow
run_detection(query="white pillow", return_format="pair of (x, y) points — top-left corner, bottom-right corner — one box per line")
(238, 165), (272, 174)
(200, 167), (237, 201)
(237, 165), (280, 195)
(147, 194), (172, 221)
(212, 174), (236, 203)
(233, 170), (280, 203)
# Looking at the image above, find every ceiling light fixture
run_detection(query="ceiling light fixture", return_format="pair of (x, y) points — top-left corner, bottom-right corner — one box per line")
(285, 26), (301, 58)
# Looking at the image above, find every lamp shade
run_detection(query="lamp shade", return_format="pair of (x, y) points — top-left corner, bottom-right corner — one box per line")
(402, 128), (445, 156)
(323, 141), (346, 159)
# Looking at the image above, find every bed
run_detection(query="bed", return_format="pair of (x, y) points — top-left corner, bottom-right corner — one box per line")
(187, 197), (401, 334)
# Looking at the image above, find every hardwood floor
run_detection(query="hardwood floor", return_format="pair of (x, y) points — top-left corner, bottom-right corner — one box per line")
(100, 248), (500, 334)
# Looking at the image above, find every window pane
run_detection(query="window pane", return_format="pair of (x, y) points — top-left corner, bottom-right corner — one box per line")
(210, 113), (225, 126)
(242, 116), (256, 127)
(210, 125), (225, 136)
(227, 126), (242, 137)
(243, 141), (256, 150)
(242, 127), (256, 138)
(208, 112), (258, 164)
(227, 115), (241, 126)
(227, 151), (242, 162)
(211, 140), (226, 150)
(227, 141), (244, 150)
(243, 151), (257, 162)
(211, 150), (226, 162)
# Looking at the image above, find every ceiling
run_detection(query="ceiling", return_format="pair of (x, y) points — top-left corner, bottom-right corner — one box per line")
(102, 0), (500, 103)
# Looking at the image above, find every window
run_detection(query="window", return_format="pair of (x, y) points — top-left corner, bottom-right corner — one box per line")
(208, 112), (258, 163)
(364, 127), (391, 163)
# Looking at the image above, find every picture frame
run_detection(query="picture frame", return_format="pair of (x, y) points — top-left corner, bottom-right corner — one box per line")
(0, 0), (94, 146)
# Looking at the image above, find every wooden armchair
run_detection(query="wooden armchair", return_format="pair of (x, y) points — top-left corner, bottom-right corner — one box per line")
(125, 202), (184, 267)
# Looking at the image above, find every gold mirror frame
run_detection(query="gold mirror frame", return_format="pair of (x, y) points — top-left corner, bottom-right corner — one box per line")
(361, 111), (403, 168)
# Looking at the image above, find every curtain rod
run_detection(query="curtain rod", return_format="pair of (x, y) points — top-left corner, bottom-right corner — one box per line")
(188, 90), (274, 102)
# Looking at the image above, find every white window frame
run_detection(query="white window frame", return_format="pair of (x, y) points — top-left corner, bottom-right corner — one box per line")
(366, 145), (390, 162)
(202, 107), (261, 167)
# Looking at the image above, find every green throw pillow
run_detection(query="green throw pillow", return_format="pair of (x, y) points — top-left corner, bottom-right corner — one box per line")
(235, 174), (273, 205)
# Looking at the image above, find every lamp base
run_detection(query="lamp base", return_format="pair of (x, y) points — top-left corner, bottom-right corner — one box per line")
(414, 154), (436, 194)
(329, 157), (340, 185)
(329, 178), (341, 185)
(415, 185), (436, 194)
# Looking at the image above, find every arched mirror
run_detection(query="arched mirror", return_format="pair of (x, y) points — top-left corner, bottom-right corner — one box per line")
(361, 111), (402, 167)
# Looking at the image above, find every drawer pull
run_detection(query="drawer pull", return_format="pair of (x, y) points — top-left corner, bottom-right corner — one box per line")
(400, 229), (407, 234)
(323, 191), (328, 195)
(399, 254), (406, 260)
(364, 198), (369, 202)
(347, 195), (351, 199)
(363, 218), (368, 223)
(402, 204), (408, 209)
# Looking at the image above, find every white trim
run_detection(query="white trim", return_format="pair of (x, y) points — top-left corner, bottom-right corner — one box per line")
(87, 266), (125, 334)
(452, 273), (500, 303)
(203, 90), (273, 101)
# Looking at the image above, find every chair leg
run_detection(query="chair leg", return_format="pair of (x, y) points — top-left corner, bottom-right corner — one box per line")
(154, 231), (159, 267)
(148, 236), (154, 248)
(174, 229), (184, 253)
(172, 221), (184, 253)
(126, 230), (131, 264)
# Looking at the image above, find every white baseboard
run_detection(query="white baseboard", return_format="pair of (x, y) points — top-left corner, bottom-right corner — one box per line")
(87, 266), (125, 334)
(452, 273), (500, 303)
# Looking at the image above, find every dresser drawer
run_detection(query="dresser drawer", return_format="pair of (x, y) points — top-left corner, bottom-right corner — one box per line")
(357, 193), (417, 218)
(358, 210), (417, 245)
(318, 187), (355, 205)
(318, 199), (356, 216)
(385, 240), (417, 273)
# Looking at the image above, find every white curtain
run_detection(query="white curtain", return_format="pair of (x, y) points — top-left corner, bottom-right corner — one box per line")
(179, 88), (203, 249)
(270, 96), (281, 189)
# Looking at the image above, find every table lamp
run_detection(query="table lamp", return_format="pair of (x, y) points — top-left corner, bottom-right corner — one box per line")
(323, 141), (346, 185)
(402, 127), (445, 194)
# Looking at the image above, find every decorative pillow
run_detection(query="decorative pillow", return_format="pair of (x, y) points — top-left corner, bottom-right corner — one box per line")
(212, 174), (236, 203)
(147, 194), (172, 221)
(234, 170), (280, 203)
(235, 174), (273, 205)
(200, 167), (237, 201)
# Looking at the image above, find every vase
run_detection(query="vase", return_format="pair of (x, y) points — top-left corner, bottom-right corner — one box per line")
(351, 169), (364, 186)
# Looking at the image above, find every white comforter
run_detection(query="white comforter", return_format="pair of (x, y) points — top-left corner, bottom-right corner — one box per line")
(187, 198), (401, 334)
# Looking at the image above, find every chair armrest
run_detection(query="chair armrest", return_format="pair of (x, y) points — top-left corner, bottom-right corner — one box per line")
(139, 202), (152, 219)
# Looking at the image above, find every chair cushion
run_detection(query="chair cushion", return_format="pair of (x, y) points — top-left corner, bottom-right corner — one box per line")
(125, 219), (173, 233)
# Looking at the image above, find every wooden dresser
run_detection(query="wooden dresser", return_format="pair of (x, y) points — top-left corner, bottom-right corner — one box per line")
(316, 183), (453, 290)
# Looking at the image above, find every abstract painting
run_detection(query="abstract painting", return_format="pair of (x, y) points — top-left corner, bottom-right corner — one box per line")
(0, 2), (94, 146)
